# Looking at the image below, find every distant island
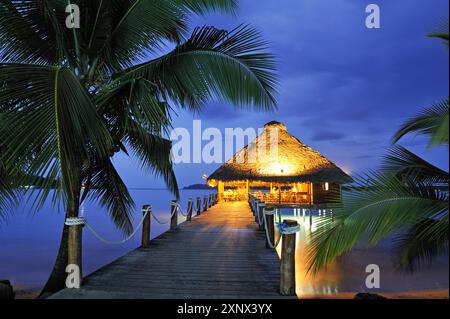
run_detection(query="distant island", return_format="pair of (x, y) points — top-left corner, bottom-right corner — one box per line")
(183, 184), (215, 190)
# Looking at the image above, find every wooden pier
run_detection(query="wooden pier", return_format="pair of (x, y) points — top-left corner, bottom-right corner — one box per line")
(51, 201), (295, 299)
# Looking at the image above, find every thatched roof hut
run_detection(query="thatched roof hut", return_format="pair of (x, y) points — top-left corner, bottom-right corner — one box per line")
(207, 121), (351, 205)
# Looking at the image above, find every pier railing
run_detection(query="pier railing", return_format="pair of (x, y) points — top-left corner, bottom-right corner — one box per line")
(248, 194), (336, 296)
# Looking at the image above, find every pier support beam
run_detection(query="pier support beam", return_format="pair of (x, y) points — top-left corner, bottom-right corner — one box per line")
(141, 205), (151, 247)
(280, 220), (298, 296)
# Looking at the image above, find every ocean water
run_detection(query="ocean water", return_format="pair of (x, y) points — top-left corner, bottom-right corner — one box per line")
(0, 189), (215, 291)
(0, 190), (448, 297)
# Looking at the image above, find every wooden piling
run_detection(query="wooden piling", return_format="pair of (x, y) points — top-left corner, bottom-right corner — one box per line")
(187, 199), (193, 221)
(280, 219), (298, 296)
(196, 197), (201, 216)
(257, 203), (266, 231)
(170, 200), (178, 231)
(264, 207), (275, 248)
(141, 205), (151, 247)
(203, 196), (208, 212)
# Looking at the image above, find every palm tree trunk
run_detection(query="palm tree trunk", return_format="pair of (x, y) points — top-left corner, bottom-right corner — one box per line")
(38, 220), (70, 297)
(39, 173), (81, 297)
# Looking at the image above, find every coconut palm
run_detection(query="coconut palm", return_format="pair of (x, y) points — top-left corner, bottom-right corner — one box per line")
(0, 0), (277, 294)
(307, 25), (448, 274)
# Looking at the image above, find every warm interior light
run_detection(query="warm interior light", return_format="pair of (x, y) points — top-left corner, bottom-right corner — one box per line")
(258, 161), (295, 176)
(324, 182), (329, 191)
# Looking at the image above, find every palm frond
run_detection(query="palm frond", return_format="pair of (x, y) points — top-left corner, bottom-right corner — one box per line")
(382, 145), (449, 184)
(306, 172), (449, 274)
(86, 157), (134, 234)
(392, 99), (449, 147)
(0, 161), (19, 222)
(0, 64), (113, 208)
(394, 217), (449, 271)
(0, 0), (63, 64)
(121, 24), (278, 112)
(427, 18), (449, 47)
(123, 120), (179, 198)
(174, 0), (237, 15)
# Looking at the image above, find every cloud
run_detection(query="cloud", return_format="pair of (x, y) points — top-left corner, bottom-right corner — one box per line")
(311, 130), (347, 142)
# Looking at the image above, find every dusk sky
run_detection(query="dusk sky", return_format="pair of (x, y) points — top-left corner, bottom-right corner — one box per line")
(114, 0), (449, 189)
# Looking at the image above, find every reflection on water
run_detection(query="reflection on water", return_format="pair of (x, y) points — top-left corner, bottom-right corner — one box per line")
(275, 209), (449, 298)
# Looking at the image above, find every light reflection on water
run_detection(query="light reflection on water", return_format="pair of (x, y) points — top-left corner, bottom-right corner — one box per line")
(274, 208), (449, 298)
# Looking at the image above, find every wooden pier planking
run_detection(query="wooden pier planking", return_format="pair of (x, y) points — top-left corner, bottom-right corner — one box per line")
(51, 201), (294, 299)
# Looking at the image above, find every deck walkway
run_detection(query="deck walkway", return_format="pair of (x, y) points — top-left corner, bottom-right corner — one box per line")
(51, 201), (292, 299)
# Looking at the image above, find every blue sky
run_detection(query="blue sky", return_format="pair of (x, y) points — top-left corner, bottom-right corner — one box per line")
(114, 0), (449, 189)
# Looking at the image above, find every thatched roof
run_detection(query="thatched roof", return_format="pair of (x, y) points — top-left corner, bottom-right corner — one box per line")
(208, 122), (351, 184)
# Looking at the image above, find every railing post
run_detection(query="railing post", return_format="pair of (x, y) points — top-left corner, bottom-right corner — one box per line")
(170, 200), (178, 231)
(203, 196), (208, 212)
(141, 205), (151, 247)
(264, 207), (275, 248)
(196, 197), (201, 216)
(187, 198), (193, 222)
(309, 209), (312, 227)
(257, 203), (266, 231)
(280, 220), (298, 296)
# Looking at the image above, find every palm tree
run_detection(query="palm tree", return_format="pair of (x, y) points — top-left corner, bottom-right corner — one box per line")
(0, 0), (277, 295)
(307, 25), (448, 274)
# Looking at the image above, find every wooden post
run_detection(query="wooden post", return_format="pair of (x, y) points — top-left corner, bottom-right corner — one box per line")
(257, 203), (266, 231)
(141, 205), (151, 247)
(280, 219), (298, 296)
(309, 209), (312, 227)
(203, 196), (208, 212)
(196, 197), (201, 216)
(265, 207), (275, 248)
(68, 221), (83, 285)
(187, 199), (193, 221)
(170, 200), (178, 231)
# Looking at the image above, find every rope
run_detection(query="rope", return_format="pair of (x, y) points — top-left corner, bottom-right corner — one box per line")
(65, 217), (86, 226)
(177, 201), (193, 217)
(276, 222), (301, 235)
(262, 208), (282, 249)
(66, 210), (150, 245)
(150, 204), (178, 225)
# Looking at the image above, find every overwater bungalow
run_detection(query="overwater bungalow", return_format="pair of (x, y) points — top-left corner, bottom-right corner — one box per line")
(207, 121), (352, 206)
